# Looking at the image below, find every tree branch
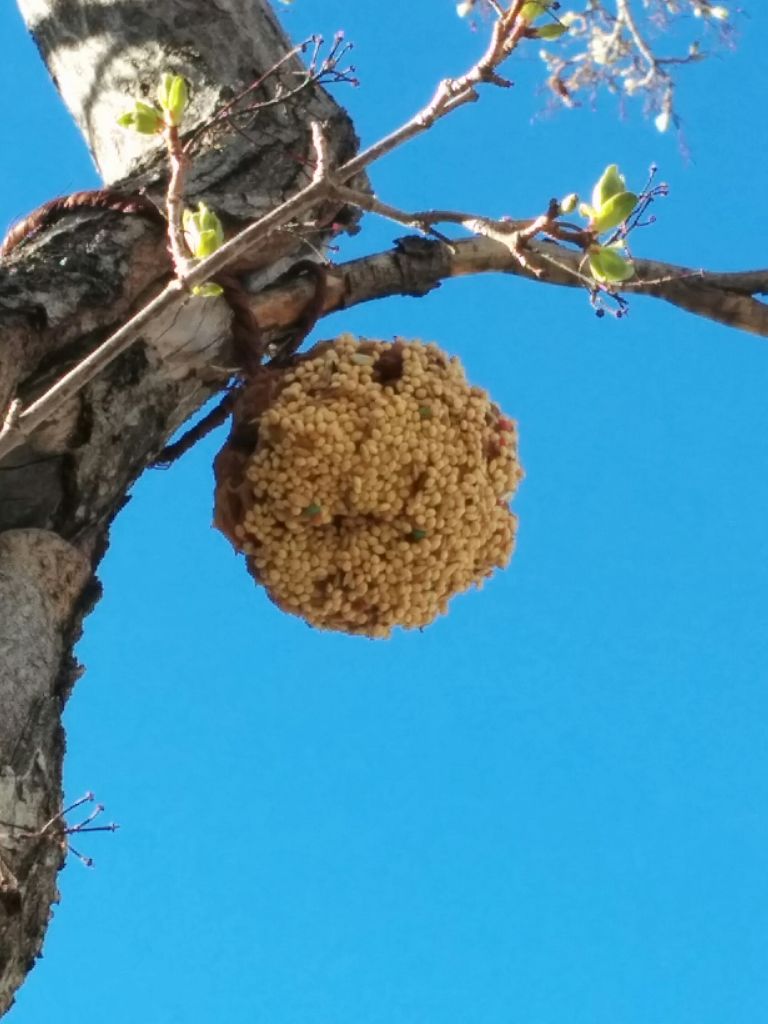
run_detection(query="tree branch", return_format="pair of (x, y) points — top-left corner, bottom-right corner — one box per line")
(0, 1), (539, 461)
(249, 236), (768, 340)
(0, 153), (333, 462)
(337, 0), (528, 182)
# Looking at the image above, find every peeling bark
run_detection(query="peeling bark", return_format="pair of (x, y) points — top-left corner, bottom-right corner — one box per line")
(0, 0), (360, 1013)
(2, 0), (767, 1014)
(0, 529), (90, 1013)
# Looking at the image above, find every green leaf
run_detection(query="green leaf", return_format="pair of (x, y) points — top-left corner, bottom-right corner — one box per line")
(116, 101), (162, 135)
(591, 191), (638, 233)
(183, 202), (224, 259)
(591, 164), (626, 210)
(194, 229), (221, 257)
(588, 246), (635, 283)
(533, 22), (569, 40)
(520, 0), (553, 24)
(156, 73), (188, 127)
(559, 192), (579, 214)
(191, 282), (224, 298)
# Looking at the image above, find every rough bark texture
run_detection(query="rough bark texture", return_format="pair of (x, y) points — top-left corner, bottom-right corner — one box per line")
(3, 1), (767, 1014)
(255, 237), (768, 338)
(0, 1), (360, 1014)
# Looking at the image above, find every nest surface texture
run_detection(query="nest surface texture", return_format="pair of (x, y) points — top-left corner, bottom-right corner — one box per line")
(214, 335), (524, 637)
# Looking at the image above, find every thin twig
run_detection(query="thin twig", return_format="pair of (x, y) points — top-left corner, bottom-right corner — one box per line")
(164, 123), (192, 274)
(244, 236), (768, 340)
(184, 42), (307, 154)
(309, 121), (331, 183)
(0, 2), (719, 461)
(616, 0), (661, 75)
(184, 35), (357, 156)
(0, 175), (331, 462)
(0, 399), (22, 449)
(153, 391), (236, 467)
(337, 0), (528, 183)
(0, 3), (533, 460)
(325, 184), (481, 240)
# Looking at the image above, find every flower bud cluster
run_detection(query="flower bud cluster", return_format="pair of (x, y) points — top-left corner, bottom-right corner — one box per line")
(214, 336), (523, 637)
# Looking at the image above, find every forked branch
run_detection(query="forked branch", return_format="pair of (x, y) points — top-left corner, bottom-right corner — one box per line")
(0, 2), (539, 460)
(0, 1), (760, 462)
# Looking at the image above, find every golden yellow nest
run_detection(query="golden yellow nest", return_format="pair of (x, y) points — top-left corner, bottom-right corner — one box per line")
(214, 335), (523, 637)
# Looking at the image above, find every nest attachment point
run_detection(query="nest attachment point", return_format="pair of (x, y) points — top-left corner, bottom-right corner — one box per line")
(213, 335), (524, 638)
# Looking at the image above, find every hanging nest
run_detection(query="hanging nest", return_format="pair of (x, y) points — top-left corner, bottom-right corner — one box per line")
(213, 335), (524, 637)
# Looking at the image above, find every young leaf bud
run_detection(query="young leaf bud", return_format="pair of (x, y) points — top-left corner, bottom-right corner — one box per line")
(533, 23), (569, 40)
(591, 191), (638, 233)
(191, 282), (224, 298)
(157, 73), (188, 127)
(183, 203), (224, 258)
(520, 0), (554, 24)
(588, 246), (635, 283)
(591, 164), (626, 211)
(117, 101), (162, 135)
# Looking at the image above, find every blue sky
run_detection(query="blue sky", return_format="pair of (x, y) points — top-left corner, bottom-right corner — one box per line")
(3, 3), (768, 1022)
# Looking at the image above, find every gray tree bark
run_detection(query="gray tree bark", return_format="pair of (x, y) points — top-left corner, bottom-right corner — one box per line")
(2, 0), (768, 1014)
(0, 1), (360, 1013)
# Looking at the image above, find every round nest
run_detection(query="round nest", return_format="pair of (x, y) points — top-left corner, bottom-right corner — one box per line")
(214, 335), (523, 637)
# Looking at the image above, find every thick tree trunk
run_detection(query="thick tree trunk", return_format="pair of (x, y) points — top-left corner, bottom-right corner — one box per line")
(0, 1), (360, 1013)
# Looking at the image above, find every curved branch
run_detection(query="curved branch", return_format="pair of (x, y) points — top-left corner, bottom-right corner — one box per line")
(157, 236), (768, 464)
(250, 236), (768, 339)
